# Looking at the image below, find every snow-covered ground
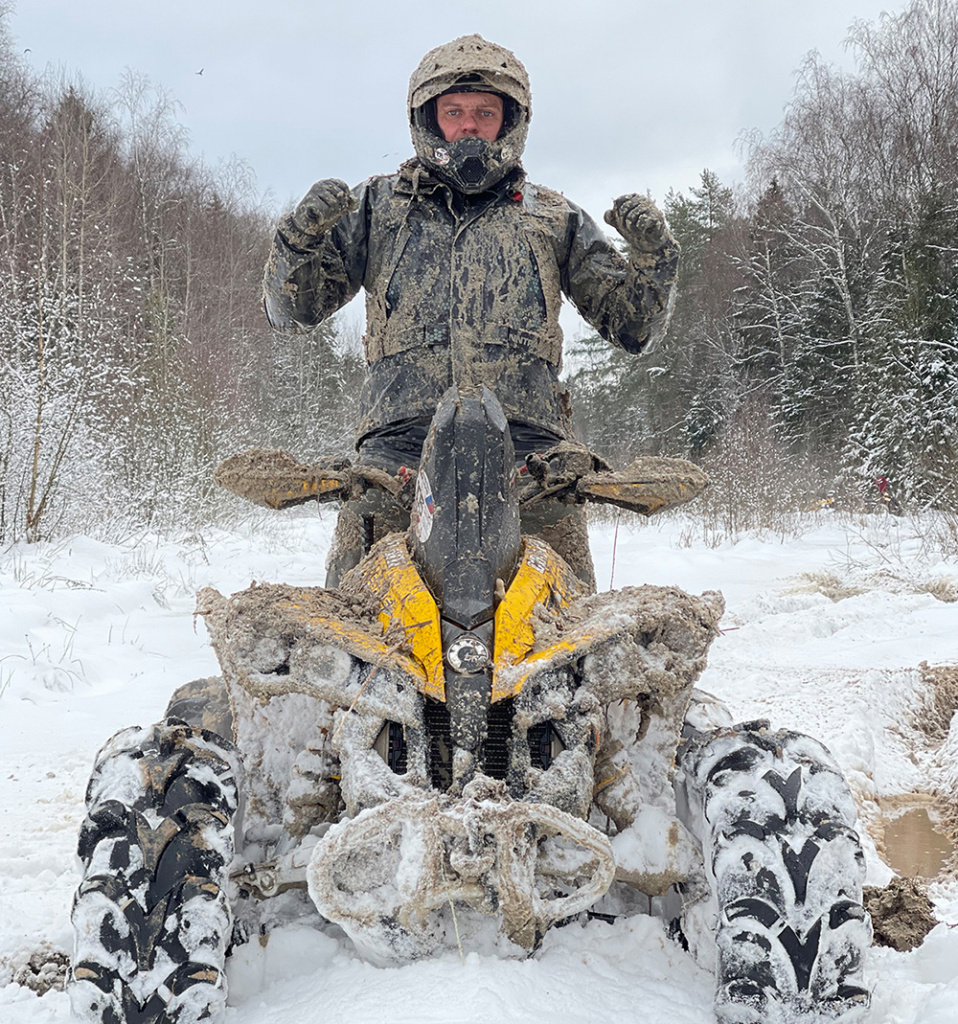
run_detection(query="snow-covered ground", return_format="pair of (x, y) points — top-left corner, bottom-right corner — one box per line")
(1, 508), (956, 1022)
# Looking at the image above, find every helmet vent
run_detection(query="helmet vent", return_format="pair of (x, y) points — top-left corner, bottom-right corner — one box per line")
(459, 157), (486, 186)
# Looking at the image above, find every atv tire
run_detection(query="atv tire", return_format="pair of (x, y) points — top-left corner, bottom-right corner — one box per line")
(71, 720), (239, 1024)
(679, 724), (872, 1024)
(164, 676), (233, 739)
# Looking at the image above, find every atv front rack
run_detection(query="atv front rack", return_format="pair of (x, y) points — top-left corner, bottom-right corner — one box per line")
(306, 779), (615, 959)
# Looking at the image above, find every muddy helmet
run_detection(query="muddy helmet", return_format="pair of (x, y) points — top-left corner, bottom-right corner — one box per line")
(408, 35), (531, 194)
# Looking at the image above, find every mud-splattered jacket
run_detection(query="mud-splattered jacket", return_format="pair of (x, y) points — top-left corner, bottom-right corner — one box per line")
(263, 160), (678, 444)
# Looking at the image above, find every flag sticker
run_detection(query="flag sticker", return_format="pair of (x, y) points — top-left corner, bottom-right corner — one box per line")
(414, 470), (435, 542)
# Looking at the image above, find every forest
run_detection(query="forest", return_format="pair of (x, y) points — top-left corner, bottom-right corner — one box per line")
(1, 0), (956, 543)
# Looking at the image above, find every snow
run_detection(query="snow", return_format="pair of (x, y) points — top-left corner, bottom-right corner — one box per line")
(1, 507), (957, 1022)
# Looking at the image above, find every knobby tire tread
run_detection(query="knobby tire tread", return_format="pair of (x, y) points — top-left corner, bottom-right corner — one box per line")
(71, 720), (238, 1024)
(682, 728), (872, 1024)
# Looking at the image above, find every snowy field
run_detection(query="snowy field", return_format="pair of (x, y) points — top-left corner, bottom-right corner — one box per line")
(1, 508), (956, 1023)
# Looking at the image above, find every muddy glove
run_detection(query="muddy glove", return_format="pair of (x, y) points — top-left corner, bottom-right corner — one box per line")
(604, 194), (673, 254)
(288, 178), (358, 238)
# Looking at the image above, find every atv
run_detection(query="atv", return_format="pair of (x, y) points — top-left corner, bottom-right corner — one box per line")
(70, 385), (872, 1024)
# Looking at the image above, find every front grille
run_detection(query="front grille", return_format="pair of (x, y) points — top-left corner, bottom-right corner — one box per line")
(484, 698), (514, 780)
(425, 698), (452, 791)
(423, 696), (515, 789)
(527, 720), (553, 770)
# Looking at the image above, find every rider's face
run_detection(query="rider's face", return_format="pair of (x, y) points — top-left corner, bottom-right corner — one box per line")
(435, 92), (504, 143)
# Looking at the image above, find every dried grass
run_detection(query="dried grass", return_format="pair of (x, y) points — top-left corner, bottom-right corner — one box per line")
(915, 577), (958, 603)
(788, 571), (867, 602)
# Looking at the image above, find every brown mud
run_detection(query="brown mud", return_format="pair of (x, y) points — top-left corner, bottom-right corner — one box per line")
(915, 662), (958, 876)
(882, 806), (955, 879)
(917, 660), (958, 741)
(213, 448), (351, 510)
(2, 945), (70, 995)
(863, 877), (937, 951)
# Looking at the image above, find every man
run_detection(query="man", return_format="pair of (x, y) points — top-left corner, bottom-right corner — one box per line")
(263, 35), (679, 588)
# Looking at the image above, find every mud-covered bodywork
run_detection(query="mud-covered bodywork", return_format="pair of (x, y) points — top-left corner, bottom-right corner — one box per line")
(195, 385), (723, 960)
(199, 548), (723, 959)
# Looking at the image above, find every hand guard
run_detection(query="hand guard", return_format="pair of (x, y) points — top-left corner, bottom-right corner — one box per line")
(604, 194), (673, 254)
(289, 178), (358, 237)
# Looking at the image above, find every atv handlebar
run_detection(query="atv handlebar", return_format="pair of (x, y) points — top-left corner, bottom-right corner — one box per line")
(214, 444), (708, 519)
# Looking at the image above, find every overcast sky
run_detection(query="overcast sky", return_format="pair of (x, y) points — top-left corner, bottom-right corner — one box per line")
(9, 0), (902, 335)
(11, 0), (903, 214)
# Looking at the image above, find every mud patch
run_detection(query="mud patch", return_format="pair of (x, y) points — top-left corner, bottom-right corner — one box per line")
(863, 877), (937, 951)
(882, 806), (955, 878)
(2, 944), (70, 994)
(917, 660), (958, 741)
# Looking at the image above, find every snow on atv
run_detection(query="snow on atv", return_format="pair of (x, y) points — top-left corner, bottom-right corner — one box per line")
(69, 385), (872, 1024)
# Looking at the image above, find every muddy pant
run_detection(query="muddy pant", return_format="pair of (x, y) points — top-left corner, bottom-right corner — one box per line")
(325, 490), (595, 592)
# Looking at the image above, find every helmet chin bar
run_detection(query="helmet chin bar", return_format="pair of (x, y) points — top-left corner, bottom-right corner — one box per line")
(413, 121), (519, 194)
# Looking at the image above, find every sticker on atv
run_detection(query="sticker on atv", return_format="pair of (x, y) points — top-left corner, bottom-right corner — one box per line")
(414, 470), (435, 542)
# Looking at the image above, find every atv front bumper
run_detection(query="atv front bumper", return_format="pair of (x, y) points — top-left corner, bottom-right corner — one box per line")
(306, 777), (615, 961)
